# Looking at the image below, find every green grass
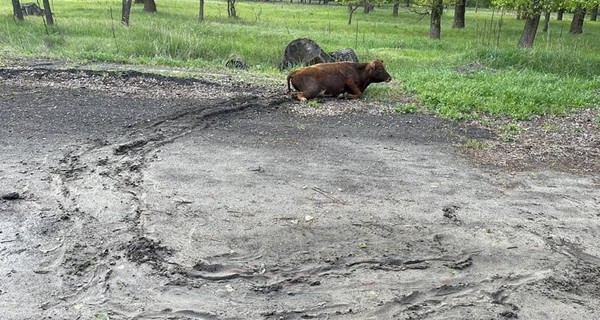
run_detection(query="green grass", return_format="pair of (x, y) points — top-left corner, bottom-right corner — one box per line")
(1, 1), (599, 120)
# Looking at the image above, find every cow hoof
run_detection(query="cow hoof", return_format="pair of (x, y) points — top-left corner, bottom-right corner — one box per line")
(299, 97), (307, 102)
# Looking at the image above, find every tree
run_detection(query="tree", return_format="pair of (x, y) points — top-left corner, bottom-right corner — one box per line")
(227, 0), (237, 18)
(569, 3), (586, 33)
(542, 10), (550, 32)
(345, 1), (363, 25)
(517, 0), (541, 48)
(364, 0), (373, 12)
(494, 0), (544, 47)
(12, 0), (24, 21)
(144, 0), (157, 12)
(453, 0), (466, 28)
(42, 0), (54, 25)
(122, 0), (133, 26)
(557, 7), (564, 20)
(393, 0), (400, 15)
(430, 0), (443, 39)
(199, 0), (205, 22)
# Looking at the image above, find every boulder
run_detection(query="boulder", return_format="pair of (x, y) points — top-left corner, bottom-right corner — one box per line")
(328, 48), (359, 63)
(225, 56), (248, 70)
(279, 38), (333, 71)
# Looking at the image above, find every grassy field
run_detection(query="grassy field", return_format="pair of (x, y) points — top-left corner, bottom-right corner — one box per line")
(1, 0), (599, 120)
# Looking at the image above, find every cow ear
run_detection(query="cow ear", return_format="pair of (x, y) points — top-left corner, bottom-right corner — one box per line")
(368, 61), (376, 70)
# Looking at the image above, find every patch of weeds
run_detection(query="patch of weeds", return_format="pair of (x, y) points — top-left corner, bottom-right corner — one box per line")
(95, 312), (110, 320)
(499, 133), (514, 142)
(499, 122), (523, 134)
(463, 138), (490, 150)
(542, 121), (559, 133)
(394, 103), (417, 114)
(572, 125), (583, 134)
(305, 99), (321, 108)
(498, 122), (523, 142)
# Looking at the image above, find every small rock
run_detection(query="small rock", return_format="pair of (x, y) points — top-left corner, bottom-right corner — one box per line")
(1, 192), (20, 200)
(248, 166), (263, 172)
(499, 310), (518, 319)
(442, 205), (460, 220)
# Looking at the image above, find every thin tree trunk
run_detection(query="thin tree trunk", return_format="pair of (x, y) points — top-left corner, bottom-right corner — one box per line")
(198, 0), (204, 22)
(542, 11), (550, 32)
(42, 0), (54, 25)
(227, 0), (236, 18)
(144, 0), (156, 12)
(122, 0), (133, 26)
(517, 8), (540, 48)
(392, 2), (399, 16)
(569, 5), (586, 34)
(348, 4), (359, 25)
(12, 0), (24, 21)
(430, 0), (443, 39)
(557, 8), (564, 21)
(452, 0), (465, 28)
(590, 5), (598, 21)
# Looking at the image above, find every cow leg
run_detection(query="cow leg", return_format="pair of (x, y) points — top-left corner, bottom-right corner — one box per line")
(291, 79), (321, 102)
(343, 80), (363, 99)
(292, 90), (321, 102)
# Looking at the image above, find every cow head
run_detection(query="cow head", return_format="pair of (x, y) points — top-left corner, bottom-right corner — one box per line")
(367, 60), (392, 83)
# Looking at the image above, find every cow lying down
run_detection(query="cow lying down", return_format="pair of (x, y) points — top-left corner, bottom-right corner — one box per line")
(287, 60), (392, 101)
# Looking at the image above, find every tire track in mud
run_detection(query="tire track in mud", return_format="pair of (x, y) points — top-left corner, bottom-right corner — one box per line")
(45, 91), (290, 315)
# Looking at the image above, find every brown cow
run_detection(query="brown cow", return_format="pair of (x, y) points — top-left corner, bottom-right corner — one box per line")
(287, 60), (392, 101)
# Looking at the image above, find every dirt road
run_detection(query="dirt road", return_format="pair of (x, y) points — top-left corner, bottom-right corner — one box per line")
(1, 64), (599, 320)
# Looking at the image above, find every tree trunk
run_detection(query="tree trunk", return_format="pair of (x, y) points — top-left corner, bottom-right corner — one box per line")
(348, 4), (359, 25)
(198, 0), (204, 22)
(227, 0), (236, 18)
(557, 9), (564, 21)
(430, 0), (443, 39)
(569, 5), (586, 34)
(363, 0), (371, 13)
(42, 0), (54, 25)
(405, 0), (410, 7)
(122, 0), (133, 26)
(517, 5), (540, 48)
(590, 5), (599, 21)
(144, 0), (156, 12)
(452, 0), (465, 28)
(392, 2), (399, 16)
(12, 0), (24, 21)
(542, 11), (550, 32)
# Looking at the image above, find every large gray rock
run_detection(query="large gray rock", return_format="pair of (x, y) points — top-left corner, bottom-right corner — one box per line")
(329, 48), (359, 63)
(279, 38), (333, 71)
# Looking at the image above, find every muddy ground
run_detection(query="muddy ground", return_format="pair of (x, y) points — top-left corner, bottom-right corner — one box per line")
(1, 61), (600, 320)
